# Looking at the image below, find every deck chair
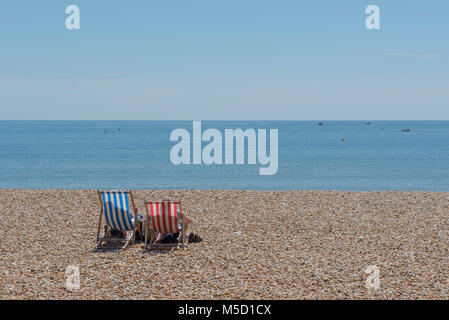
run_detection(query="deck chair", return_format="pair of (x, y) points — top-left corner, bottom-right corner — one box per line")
(144, 200), (186, 250)
(96, 190), (141, 249)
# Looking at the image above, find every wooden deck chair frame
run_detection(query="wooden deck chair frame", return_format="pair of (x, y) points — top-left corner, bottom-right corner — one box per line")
(144, 200), (186, 250)
(96, 190), (141, 250)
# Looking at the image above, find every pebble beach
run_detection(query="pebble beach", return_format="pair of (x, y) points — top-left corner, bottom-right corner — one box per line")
(0, 189), (448, 299)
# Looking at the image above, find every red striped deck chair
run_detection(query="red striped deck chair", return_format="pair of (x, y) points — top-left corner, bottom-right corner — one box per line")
(144, 200), (186, 250)
(96, 190), (141, 249)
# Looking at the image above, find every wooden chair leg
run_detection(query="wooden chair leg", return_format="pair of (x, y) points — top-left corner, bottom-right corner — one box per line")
(96, 211), (103, 244)
(144, 225), (148, 249)
(182, 215), (186, 249)
(123, 230), (134, 250)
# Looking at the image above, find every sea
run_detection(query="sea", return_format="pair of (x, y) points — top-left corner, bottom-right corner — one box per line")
(0, 121), (448, 191)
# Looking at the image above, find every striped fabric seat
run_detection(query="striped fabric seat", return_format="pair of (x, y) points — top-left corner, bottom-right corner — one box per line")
(147, 201), (180, 234)
(99, 191), (135, 231)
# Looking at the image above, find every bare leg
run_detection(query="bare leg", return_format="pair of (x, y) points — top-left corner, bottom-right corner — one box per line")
(183, 215), (193, 234)
(180, 215), (193, 242)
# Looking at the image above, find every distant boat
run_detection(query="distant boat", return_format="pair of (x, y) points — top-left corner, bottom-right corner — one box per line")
(318, 122), (323, 126)
(364, 122), (371, 125)
(402, 128), (411, 132)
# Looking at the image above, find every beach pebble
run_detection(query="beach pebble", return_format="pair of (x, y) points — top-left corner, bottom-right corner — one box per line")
(0, 189), (448, 299)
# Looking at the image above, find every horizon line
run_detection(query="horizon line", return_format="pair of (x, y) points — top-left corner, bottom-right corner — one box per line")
(1, 119), (449, 122)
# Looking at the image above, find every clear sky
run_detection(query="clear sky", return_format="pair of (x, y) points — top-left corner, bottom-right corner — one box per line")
(0, 0), (448, 120)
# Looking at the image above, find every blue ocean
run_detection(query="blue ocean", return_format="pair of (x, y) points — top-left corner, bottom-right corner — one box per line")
(1, 121), (448, 191)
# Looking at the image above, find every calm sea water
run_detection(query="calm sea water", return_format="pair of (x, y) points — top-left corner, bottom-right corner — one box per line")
(0, 121), (448, 191)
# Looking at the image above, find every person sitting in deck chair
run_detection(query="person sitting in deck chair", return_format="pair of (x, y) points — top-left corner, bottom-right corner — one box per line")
(144, 196), (202, 250)
(96, 190), (144, 249)
(155, 196), (201, 243)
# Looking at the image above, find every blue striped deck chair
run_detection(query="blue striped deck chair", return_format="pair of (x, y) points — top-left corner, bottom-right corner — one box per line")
(96, 190), (140, 249)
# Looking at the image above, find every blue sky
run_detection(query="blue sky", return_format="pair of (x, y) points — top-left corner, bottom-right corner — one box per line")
(0, 0), (448, 120)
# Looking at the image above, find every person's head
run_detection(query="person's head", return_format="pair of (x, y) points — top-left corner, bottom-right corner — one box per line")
(162, 196), (170, 202)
